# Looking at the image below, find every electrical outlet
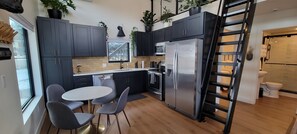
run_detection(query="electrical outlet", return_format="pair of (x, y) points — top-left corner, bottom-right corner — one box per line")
(102, 63), (107, 68)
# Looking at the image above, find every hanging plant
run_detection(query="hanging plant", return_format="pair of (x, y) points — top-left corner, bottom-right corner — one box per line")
(129, 27), (138, 51)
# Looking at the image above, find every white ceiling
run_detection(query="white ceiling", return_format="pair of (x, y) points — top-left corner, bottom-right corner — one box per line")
(255, 0), (297, 15)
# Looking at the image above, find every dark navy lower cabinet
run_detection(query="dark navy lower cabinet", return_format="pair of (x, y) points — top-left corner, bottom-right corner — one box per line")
(73, 75), (93, 88)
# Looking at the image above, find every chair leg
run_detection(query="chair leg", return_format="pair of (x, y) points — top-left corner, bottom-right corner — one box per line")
(80, 107), (84, 113)
(75, 129), (77, 134)
(56, 128), (60, 134)
(92, 105), (95, 113)
(115, 114), (121, 134)
(47, 123), (52, 134)
(123, 110), (131, 127)
(107, 115), (111, 126)
(97, 113), (101, 129)
(70, 130), (72, 134)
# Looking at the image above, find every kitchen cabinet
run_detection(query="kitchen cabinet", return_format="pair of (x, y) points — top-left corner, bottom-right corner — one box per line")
(37, 17), (72, 57)
(72, 24), (107, 57)
(73, 75), (93, 88)
(153, 29), (165, 43)
(113, 71), (147, 97)
(42, 57), (73, 91)
(153, 27), (172, 44)
(164, 27), (172, 41)
(37, 17), (74, 95)
(134, 32), (154, 56)
(172, 13), (204, 40)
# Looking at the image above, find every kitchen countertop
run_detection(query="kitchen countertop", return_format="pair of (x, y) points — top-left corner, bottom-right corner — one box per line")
(73, 68), (156, 77)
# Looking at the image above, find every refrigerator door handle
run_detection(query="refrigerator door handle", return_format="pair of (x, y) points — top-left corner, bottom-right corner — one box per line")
(172, 51), (176, 90)
(176, 52), (178, 89)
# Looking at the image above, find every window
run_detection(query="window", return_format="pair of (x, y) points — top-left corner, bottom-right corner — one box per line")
(108, 41), (130, 62)
(9, 18), (35, 111)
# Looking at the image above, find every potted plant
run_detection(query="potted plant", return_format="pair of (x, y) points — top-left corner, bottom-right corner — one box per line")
(180, 0), (216, 15)
(129, 27), (138, 55)
(40, 0), (76, 19)
(98, 21), (108, 38)
(160, 7), (175, 27)
(140, 10), (158, 32)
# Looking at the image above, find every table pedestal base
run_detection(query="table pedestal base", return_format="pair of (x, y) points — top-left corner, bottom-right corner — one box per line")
(78, 124), (105, 134)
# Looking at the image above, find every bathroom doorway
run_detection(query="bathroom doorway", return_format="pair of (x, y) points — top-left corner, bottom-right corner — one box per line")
(261, 26), (297, 95)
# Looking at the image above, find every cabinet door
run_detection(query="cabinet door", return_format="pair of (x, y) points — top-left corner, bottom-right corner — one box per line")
(129, 71), (147, 94)
(164, 27), (172, 41)
(134, 32), (144, 56)
(60, 58), (73, 91)
(113, 72), (130, 97)
(73, 75), (93, 88)
(153, 29), (164, 43)
(37, 17), (57, 57)
(91, 27), (107, 56)
(42, 58), (62, 89)
(172, 20), (186, 39)
(186, 13), (204, 37)
(144, 32), (154, 56)
(72, 24), (91, 57)
(55, 20), (72, 57)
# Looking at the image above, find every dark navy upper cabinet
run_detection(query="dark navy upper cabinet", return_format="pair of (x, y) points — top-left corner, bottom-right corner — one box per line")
(172, 12), (214, 40)
(153, 29), (165, 43)
(134, 32), (154, 56)
(90, 27), (107, 56)
(37, 17), (72, 57)
(164, 27), (172, 41)
(72, 24), (107, 57)
(72, 24), (92, 57)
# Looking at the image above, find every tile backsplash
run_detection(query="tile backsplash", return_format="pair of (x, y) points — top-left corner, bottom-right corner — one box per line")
(72, 56), (165, 73)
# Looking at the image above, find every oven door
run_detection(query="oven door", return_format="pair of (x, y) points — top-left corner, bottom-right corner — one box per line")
(147, 71), (162, 99)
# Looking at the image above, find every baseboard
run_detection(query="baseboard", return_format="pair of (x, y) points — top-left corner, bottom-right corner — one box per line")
(280, 91), (297, 99)
(35, 109), (46, 134)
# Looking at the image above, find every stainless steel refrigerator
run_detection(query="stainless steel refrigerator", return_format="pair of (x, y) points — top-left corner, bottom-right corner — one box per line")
(165, 39), (203, 119)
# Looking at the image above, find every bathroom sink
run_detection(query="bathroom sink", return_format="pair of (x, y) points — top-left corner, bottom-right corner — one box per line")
(258, 71), (268, 78)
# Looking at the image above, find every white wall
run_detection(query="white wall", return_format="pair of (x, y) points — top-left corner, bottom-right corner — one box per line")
(0, 0), (45, 133)
(238, 8), (297, 104)
(38, 0), (151, 39)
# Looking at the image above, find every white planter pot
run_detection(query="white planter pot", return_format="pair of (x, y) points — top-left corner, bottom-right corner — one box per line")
(163, 22), (170, 28)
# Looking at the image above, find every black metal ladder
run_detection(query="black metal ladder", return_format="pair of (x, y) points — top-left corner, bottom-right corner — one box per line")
(198, 0), (257, 133)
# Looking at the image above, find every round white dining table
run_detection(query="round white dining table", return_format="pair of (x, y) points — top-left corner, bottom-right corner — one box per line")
(62, 86), (112, 113)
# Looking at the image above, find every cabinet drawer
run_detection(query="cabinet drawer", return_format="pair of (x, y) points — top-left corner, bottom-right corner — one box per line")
(73, 75), (93, 88)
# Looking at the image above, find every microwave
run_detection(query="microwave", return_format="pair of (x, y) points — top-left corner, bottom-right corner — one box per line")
(155, 42), (167, 55)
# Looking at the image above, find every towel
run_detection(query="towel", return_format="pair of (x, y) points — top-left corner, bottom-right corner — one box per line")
(150, 73), (156, 84)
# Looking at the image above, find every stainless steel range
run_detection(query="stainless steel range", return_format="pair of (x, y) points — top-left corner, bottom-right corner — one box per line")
(147, 65), (165, 100)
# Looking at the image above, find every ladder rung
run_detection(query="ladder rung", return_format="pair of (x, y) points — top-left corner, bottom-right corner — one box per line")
(218, 41), (242, 46)
(208, 91), (230, 101)
(220, 30), (242, 36)
(209, 81), (230, 88)
(224, 9), (248, 18)
(203, 112), (226, 124)
(205, 101), (229, 112)
(211, 71), (233, 77)
(226, 0), (248, 8)
(224, 20), (244, 27)
(215, 52), (238, 55)
(213, 62), (235, 66)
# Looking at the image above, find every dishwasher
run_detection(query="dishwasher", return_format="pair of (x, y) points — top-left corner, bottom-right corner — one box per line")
(92, 74), (113, 86)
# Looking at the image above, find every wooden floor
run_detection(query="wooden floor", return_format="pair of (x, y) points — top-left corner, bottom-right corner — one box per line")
(40, 93), (297, 134)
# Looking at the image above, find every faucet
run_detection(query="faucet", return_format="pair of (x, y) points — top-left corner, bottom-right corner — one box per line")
(120, 60), (124, 69)
(76, 64), (82, 73)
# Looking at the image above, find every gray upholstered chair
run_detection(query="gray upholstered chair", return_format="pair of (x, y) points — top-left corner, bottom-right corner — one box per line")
(96, 87), (131, 134)
(46, 84), (84, 112)
(46, 84), (84, 133)
(46, 101), (95, 134)
(91, 78), (117, 112)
